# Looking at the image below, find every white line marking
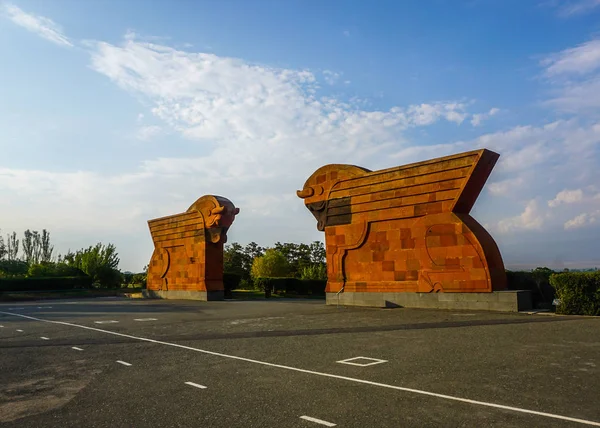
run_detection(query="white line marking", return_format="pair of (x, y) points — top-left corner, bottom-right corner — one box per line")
(184, 381), (207, 389)
(37, 306), (53, 309)
(1, 311), (599, 427)
(337, 356), (388, 367)
(0, 325), (4, 327)
(16, 329), (23, 332)
(134, 318), (158, 322)
(116, 360), (132, 366)
(8, 307), (25, 310)
(94, 320), (119, 324)
(72, 347), (84, 351)
(40, 337), (50, 340)
(300, 416), (336, 426)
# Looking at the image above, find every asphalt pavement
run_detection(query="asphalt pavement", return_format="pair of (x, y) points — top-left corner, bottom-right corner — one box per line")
(0, 297), (598, 427)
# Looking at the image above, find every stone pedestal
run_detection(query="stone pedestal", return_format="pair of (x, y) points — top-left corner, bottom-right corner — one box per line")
(142, 290), (224, 301)
(326, 290), (532, 312)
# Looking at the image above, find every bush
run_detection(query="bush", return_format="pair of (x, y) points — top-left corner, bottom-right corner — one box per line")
(0, 276), (94, 293)
(94, 266), (123, 288)
(254, 277), (326, 297)
(27, 262), (87, 278)
(0, 260), (29, 277)
(550, 272), (600, 316)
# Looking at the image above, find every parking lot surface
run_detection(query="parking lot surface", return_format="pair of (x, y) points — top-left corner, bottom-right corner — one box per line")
(1, 298), (599, 427)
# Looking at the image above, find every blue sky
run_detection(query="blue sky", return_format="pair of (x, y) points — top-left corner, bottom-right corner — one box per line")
(2, 0), (600, 271)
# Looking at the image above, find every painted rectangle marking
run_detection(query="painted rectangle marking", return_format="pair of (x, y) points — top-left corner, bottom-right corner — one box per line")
(184, 382), (207, 389)
(72, 347), (84, 351)
(40, 337), (50, 340)
(134, 318), (158, 322)
(300, 416), (337, 426)
(336, 356), (388, 367)
(94, 320), (119, 324)
(116, 360), (132, 366)
(16, 329), (23, 332)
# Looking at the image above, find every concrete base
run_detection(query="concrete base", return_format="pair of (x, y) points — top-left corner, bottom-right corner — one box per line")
(326, 290), (532, 312)
(142, 290), (224, 301)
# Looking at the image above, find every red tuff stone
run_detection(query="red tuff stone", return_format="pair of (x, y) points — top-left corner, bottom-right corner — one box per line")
(297, 149), (507, 293)
(146, 195), (239, 293)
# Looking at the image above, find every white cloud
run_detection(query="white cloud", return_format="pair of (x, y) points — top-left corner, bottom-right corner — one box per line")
(471, 107), (500, 126)
(497, 200), (544, 233)
(555, 0), (600, 17)
(87, 35), (477, 176)
(135, 125), (162, 141)
(543, 39), (600, 77)
(548, 189), (584, 207)
(488, 176), (524, 196)
(542, 39), (600, 111)
(565, 213), (589, 229)
(323, 70), (341, 85)
(564, 210), (600, 229)
(405, 102), (468, 126)
(2, 3), (72, 47)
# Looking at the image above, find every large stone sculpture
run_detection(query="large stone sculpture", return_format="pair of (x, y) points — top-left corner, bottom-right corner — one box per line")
(145, 195), (239, 300)
(298, 149), (507, 302)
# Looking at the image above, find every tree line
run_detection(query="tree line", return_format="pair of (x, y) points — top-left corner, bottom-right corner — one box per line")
(224, 241), (327, 288)
(0, 228), (145, 288)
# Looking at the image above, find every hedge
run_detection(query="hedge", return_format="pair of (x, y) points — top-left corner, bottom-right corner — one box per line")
(254, 277), (326, 296)
(549, 272), (600, 316)
(223, 273), (242, 298)
(0, 276), (94, 293)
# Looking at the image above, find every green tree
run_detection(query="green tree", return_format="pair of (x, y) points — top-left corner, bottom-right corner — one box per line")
(273, 242), (312, 277)
(532, 267), (554, 302)
(40, 229), (54, 263)
(224, 242), (265, 286)
(299, 264), (327, 280)
(0, 231), (6, 260)
(224, 242), (248, 277)
(22, 229), (34, 263)
(243, 242), (265, 263)
(6, 232), (19, 261)
(62, 243), (121, 288)
(308, 241), (326, 264)
(251, 249), (290, 279)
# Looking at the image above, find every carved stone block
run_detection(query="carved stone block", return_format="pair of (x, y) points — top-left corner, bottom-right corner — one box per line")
(298, 149), (506, 294)
(146, 195), (239, 300)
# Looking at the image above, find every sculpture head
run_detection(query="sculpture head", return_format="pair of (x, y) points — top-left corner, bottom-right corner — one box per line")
(187, 195), (240, 244)
(297, 164), (370, 231)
